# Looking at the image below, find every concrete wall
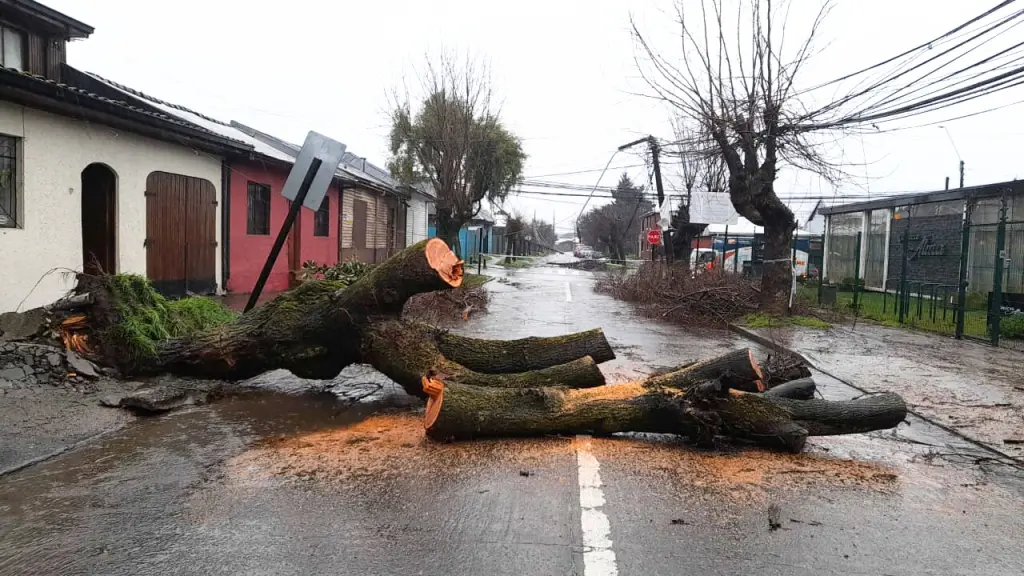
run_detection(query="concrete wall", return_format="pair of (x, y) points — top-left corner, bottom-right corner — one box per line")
(0, 101), (222, 313)
(226, 160), (341, 294)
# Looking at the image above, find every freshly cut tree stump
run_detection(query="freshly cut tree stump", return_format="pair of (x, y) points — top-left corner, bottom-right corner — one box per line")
(435, 328), (616, 373)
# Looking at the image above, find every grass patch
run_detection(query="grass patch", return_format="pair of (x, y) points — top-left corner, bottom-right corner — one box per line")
(103, 274), (237, 363)
(743, 312), (831, 330)
(790, 315), (832, 329)
(462, 274), (491, 289)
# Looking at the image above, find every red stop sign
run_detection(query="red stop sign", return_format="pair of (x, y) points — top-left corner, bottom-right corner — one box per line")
(646, 229), (662, 245)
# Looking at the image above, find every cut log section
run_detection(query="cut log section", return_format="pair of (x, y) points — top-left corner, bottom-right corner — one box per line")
(762, 377), (817, 400)
(643, 348), (765, 392)
(422, 377), (907, 453)
(435, 328), (616, 373)
(363, 320), (607, 397)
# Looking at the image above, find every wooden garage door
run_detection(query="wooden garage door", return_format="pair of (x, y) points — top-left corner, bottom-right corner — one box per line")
(146, 171), (217, 297)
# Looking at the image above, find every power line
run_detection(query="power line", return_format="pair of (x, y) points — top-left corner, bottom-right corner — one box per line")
(801, 0), (1019, 95)
(797, 2), (1024, 130)
(523, 164), (647, 179)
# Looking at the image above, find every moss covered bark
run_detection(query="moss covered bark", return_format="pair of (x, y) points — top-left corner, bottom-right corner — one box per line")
(135, 240), (461, 379)
(435, 328), (616, 373)
(363, 320), (607, 397)
(642, 348), (763, 391)
(425, 378), (907, 453)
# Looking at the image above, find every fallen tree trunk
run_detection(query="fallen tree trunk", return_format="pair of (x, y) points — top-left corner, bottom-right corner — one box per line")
(363, 320), (607, 397)
(107, 239), (465, 379)
(435, 328), (616, 373)
(421, 376), (907, 453)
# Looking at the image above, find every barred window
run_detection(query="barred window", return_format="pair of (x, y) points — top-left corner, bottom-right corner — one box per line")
(0, 135), (17, 228)
(246, 182), (271, 235)
(313, 196), (329, 237)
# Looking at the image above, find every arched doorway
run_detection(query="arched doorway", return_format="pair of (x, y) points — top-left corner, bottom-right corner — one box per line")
(81, 163), (117, 275)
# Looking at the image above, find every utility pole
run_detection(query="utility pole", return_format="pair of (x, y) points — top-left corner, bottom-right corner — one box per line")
(959, 160), (965, 188)
(945, 176), (950, 190)
(648, 136), (669, 262)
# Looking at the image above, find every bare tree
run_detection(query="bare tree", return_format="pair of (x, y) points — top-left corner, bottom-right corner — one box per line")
(633, 0), (839, 313)
(388, 54), (526, 254)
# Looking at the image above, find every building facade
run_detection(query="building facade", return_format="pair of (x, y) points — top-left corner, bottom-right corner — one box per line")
(0, 1), (251, 311)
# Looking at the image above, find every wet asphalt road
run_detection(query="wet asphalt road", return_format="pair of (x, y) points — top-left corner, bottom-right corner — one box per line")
(1, 258), (1023, 575)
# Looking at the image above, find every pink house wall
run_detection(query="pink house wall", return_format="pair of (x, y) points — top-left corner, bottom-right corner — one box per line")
(226, 159), (340, 294)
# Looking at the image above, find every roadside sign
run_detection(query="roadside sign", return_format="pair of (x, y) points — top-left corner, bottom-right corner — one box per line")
(646, 229), (662, 245)
(280, 131), (347, 211)
(245, 131), (346, 312)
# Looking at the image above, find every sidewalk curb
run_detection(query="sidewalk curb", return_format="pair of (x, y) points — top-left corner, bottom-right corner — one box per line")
(728, 323), (1023, 467)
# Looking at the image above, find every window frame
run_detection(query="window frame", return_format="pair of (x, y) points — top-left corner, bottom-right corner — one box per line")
(0, 24), (26, 72)
(313, 195), (330, 237)
(0, 134), (19, 229)
(246, 181), (271, 236)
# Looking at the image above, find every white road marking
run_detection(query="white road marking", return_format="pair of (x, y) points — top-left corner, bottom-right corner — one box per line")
(565, 281), (573, 302)
(576, 435), (618, 576)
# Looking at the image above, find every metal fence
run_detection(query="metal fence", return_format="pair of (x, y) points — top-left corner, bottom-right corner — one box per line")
(820, 188), (1024, 352)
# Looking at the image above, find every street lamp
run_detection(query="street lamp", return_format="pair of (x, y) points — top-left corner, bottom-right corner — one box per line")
(938, 125), (964, 188)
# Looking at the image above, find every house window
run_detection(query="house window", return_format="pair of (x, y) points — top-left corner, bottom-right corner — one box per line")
(0, 135), (18, 228)
(246, 182), (271, 235)
(313, 196), (329, 237)
(1, 25), (25, 71)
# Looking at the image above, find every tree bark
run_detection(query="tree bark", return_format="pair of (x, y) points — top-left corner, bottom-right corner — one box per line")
(436, 213), (463, 259)
(134, 239), (464, 380)
(762, 377), (816, 400)
(644, 348), (764, 392)
(435, 328), (615, 373)
(760, 218), (797, 314)
(421, 377), (906, 453)
(362, 320), (607, 397)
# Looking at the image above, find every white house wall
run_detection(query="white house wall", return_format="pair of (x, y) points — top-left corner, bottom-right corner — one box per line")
(0, 101), (223, 313)
(406, 196), (429, 245)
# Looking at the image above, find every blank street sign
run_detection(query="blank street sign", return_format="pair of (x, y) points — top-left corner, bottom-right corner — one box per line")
(280, 131), (347, 211)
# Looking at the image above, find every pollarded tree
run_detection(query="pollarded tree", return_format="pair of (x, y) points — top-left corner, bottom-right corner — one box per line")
(633, 0), (840, 313)
(388, 55), (527, 253)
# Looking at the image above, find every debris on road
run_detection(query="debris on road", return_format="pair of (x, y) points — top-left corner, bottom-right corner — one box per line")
(768, 503), (782, 531)
(597, 265), (761, 327)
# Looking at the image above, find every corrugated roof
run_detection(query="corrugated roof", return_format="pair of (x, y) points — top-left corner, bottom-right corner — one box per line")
(85, 73), (293, 163)
(1, 66), (252, 152)
(229, 121), (398, 194)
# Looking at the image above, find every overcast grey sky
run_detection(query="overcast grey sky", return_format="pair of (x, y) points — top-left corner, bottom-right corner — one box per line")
(50, 0), (1024, 232)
